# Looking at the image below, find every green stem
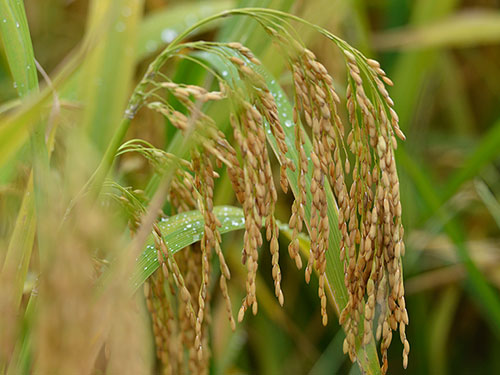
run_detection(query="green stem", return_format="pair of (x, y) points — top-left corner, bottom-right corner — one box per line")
(88, 117), (131, 199)
(85, 7), (362, 199)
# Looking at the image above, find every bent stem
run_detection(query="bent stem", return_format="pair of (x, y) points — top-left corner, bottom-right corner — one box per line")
(83, 9), (397, 374)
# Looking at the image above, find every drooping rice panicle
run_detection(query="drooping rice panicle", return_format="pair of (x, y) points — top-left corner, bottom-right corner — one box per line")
(117, 14), (408, 373)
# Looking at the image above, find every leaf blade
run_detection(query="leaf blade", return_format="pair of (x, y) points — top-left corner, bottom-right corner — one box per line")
(80, 0), (144, 152)
(137, 0), (235, 59)
(0, 0), (38, 97)
(130, 205), (245, 290)
(195, 49), (381, 374)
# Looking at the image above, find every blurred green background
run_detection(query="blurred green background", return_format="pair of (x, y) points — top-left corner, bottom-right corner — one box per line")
(1, 0), (500, 374)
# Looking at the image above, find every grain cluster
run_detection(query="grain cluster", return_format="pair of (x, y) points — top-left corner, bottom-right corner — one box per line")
(124, 34), (409, 374)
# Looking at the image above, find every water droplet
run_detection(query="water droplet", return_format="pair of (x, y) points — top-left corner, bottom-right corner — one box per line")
(222, 70), (228, 77)
(284, 120), (293, 127)
(161, 28), (178, 43)
(13, 82), (17, 89)
(145, 39), (157, 53)
(144, 266), (148, 270)
(115, 21), (125, 32)
(122, 6), (132, 17)
(2, 19), (7, 23)
(270, 80), (276, 84)
(26, 65), (30, 70)
(16, 22), (19, 28)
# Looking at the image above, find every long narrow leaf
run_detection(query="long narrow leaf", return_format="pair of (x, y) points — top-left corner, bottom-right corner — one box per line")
(374, 11), (500, 50)
(475, 180), (500, 229)
(196, 50), (381, 374)
(398, 147), (500, 337)
(442, 118), (500, 203)
(137, 0), (235, 59)
(0, 3), (40, 372)
(0, 0), (38, 96)
(1, 176), (36, 309)
(388, 0), (458, 131)
(0, 0), (39, 315)
(129, 206), (245, 290)
(81, 0), (144, 152)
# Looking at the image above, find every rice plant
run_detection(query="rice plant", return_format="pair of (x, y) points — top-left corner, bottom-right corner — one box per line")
(1, 1), (499, 374)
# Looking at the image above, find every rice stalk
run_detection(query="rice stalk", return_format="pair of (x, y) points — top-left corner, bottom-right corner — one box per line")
(95, 8), (410, 374)
(0, 7), (410, 374)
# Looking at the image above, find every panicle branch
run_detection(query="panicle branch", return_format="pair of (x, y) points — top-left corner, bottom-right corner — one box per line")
(119, 14), (408, 373)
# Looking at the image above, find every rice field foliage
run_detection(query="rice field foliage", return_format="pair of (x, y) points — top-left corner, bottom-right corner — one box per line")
(1, 0), (499, 374)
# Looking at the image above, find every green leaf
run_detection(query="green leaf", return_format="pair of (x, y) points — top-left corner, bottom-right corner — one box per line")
(0, 37), (86, 170)
(196, 49), (381, 374)
(0, 0), (39, 325)
(0, 0), (38, 97)
(308, 329), (347, 375)
(0, 3), (41, 372)
(475, 180), (500, 229)
(80, 0), (144, 153)
(398, 147), (500, 338)
(0, 1), (232, 171)
(387, 0), (458, 131)
(442, 118), (500, 203)
(0, 176), (36, 310)
(427, 287), (460, 375)
(130, 205), (245, 290)
(137, 0), (235, 59)
(277, 222), (380, 375)
(0, 0), (42, 177)
(374, 11), (500, 50)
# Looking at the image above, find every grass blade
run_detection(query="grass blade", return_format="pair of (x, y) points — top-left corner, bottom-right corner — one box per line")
(1, 176), (36, 309)
(0, 2), (41, 370)
(442, 118), (500, 203)
(137, 0), (235, 59)
(0, 31), (92, 170)
(196, 50), (381, 373)
(387, 0), (458, 131)
(475, 180), (500, 229)
(0, 0), (41, 170)
(277, 221), (381, 375)
(427, 286), (460, 375)
(0, 0), (38, 96)
(398, 147), (500, 338)
(308, 329), (346, 375)
(129, 206), (245, 290)
(374, 10), (500, 50)
(81, 0), (144, 153)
